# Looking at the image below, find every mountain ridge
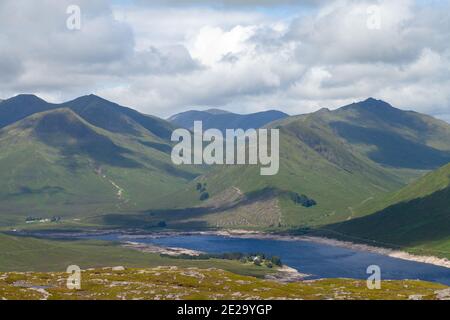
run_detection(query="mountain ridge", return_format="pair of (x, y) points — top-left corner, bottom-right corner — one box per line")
(274, 98), (450, 170)
(168, 108), (289, 133)
(0, 94), (176, 140)
(1, 94), (450, 248)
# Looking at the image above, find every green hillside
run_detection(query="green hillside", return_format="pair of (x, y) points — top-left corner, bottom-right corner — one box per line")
(307, 98), (450, 170)
(0, 108), (202, 226)
(324, 163), (450, 258)
(0, 94), (176, 140)
(62, 94), (175, 140)
(131, 99), (450, 231)
(126, 109), (407, 230)
(2, 95), (450, 246)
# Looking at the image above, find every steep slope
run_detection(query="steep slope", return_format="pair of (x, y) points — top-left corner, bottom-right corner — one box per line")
(323, 163), (450, 258)
(3, 95), (450, 238)
(304, 98), (450, 170)
(168, 109), (288, 133)
(146, 114), (405, 230)
(0, 108), (201, 225)
(62, 95), (175, 139)
(0, 94), (175, 140)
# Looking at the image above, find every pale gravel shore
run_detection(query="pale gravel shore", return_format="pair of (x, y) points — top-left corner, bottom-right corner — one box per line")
(122, 241), (204, 256)
(208, 229), (450, 269)
(265, 265), (310, 283)
(122, 239), (309, 282)
(301, 236), (450, 269)
(119, 229), (450, 269)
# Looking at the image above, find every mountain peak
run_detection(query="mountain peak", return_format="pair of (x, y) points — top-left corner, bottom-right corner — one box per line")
(0, 94), (56, 129)
(257, 109), (289, 116)
(340, 98), (397, 113)
(64, 94), (124, 111)
(316, 107), (331, 113)
(87, 93), (104, 100)
(72, 94), (110, 104)
(7, 94), (47, 104)
(204, 108), (232, 115)
(361, 97), (393, 107)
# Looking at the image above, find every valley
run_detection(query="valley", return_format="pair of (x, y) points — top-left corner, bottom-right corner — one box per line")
(3, 0), (450, 303)
(0, 94), (449, 294)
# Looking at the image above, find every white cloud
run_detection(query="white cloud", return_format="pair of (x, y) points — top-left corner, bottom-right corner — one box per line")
(0, 0), (449, 121)
(188, 25), (257, 66)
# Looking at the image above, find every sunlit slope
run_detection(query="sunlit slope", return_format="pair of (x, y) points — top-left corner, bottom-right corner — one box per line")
(1, 265), (447, 300)
(155, 114), (405, 229)
(157, 99), (450, 229)
(0, 108), (201, 225)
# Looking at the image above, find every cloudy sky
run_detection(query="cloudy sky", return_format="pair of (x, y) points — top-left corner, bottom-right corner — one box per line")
(1, 0), (449, 120)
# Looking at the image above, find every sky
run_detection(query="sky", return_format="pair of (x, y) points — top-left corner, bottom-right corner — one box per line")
(1, 0), (450, 120)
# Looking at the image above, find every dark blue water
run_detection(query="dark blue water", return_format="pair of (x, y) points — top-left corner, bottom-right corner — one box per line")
(89, 234), (450, 285)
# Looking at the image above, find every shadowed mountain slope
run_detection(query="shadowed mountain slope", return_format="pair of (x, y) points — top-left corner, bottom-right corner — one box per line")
(62, 95), (175, 139)
(168, 108), (288, 133)
(0, 94), (175, 140)
(0, 94), (58, 129)
(309, 98), (450, 169)
(323, 163), (450, 258)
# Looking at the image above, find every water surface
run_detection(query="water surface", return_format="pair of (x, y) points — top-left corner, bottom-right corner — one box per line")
(88, 233), (450, 285)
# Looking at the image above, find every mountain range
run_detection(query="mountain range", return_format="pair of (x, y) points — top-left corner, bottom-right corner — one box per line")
(0, 94), (449, 257)
(0, 94), (201, 225)
(168, 108), (288, 134)
(158, 98), (450, 220)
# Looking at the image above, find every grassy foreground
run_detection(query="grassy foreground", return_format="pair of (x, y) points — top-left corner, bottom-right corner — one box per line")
(1, 267), (448, 300)
(0, 233), (272, 278)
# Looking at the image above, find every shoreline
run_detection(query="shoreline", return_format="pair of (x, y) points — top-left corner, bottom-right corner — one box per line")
(122, 241), (204, 257)
(10, 228), (450, 269)
(207, 229), (450, 269)
(121, 240), (311, 283)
